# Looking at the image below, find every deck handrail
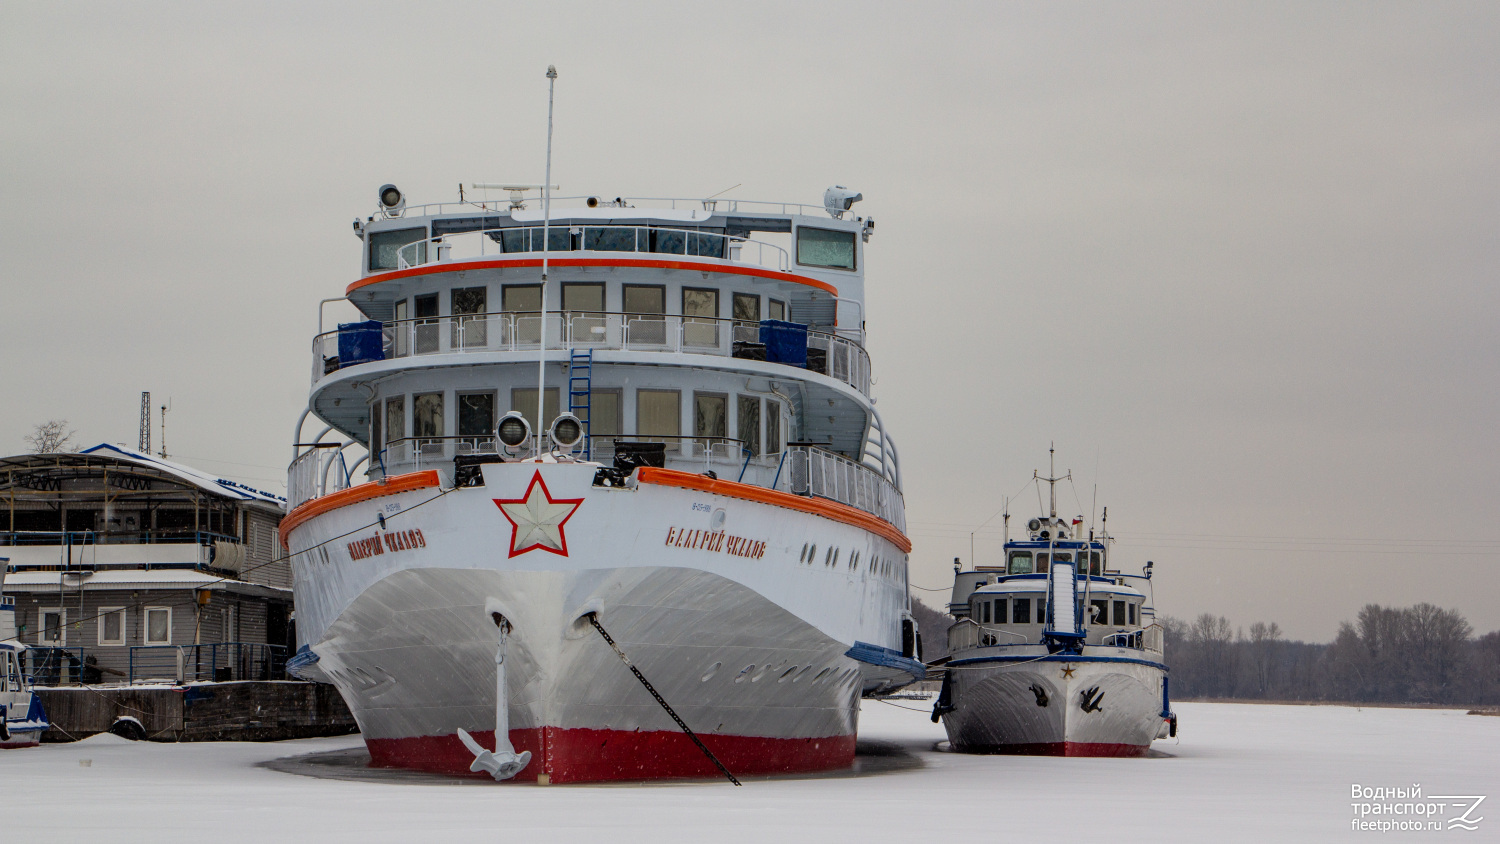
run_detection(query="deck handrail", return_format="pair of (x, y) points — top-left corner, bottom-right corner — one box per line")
(312, 310), (872, 396)
(786, 444), (905, 532)
(378, 195), (831, 221)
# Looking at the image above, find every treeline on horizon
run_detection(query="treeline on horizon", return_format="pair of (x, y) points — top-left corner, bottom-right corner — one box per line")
(910, 599), (1500, 706)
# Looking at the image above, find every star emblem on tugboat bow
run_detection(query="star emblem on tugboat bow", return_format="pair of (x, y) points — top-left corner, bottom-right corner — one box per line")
(493, 471), (584, 558)
(1060, 665), (1076, 679)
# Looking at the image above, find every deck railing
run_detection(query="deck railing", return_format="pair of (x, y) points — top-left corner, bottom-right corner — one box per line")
(313, 310), (871, 396)
(786, 444), (905, 533)
(385, 195), (831, 221)
(287, 444), (350, 511)
(946, 620), (1166, 654)
(127, 642), (288, 684)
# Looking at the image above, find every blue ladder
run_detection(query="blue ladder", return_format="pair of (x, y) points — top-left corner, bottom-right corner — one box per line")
(568, 349), (593, 459)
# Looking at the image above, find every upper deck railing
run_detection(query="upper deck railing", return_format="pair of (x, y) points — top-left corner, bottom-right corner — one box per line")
(386, 195), (831, 222)
(312, 310), (871, 396)
(787, 444), (905, 533)
(390, 224), (794, 276)
(947, 618), (1165, 654)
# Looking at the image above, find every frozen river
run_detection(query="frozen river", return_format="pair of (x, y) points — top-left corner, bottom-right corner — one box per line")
(4, 699), (1496, 842)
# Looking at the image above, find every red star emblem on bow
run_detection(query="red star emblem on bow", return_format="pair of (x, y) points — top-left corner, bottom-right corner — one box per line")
(493, 470), (584, 558)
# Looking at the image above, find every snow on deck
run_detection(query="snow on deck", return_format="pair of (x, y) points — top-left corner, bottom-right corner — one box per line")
(3, 700), (1496, 842)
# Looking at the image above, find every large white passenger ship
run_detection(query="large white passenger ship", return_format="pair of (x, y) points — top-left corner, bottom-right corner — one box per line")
(281, 183), (921, 782)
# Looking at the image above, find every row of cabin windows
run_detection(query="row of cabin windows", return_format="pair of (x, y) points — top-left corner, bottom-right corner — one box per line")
(374, 388), (784, 456)
(1006, 550), (1104, 576)
(370, 224), (858, 273)
(391, 283), (787, 325)
(798, 543), (902, 580)
(974, 596), (1139, 628)
(33, 606), (173, 646)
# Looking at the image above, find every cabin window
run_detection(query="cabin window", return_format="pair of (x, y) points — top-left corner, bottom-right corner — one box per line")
(370, 402), (381, 459)
(393, 299), (410, 356)
(981, 600), (991, 624)
(1012, 598), (1031, 624)
(145, 607), (172, 645)
(733, 293), (761, 324)
(451, 287), (487, 348)
(636, 389), (681, 449)
(99, 607), (126, 646)
(413, 393), (444, 452)
(384, 396), (405, 449)
(562, 282), (605, 313)
(1038, 598), (1048, 625)
(368, 226), (426, 271)
(512, 388), (560, 433)
(737, 396), (761, 456)
(588, 389), (622, 437)
(414, 294), (440, 354)
(1036, 553), (1049, 573)
(682, 288), (720, 348)
(1113, 600), (1127, 627)
(796, 226), (857, 270)
(1129, 602), (1138, 626)
(694, 392), (727, 449)
(503, 284), (543, 345)
(623, 284), (667, 344)
(1090, 600), (1108, 626)
(768, 299), (786, 321)
(766, 400), (783, 454)
(1083, 551), (1102, 576)
(585, 226), (641, 252)
(457, 392), (495, 452)
(1007, 551), (1033, 575)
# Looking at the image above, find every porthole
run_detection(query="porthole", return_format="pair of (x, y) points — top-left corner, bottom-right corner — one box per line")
(734, 665), (755, 684)
(702, 661), (722, 682)
(808, 544), (817, 565)
(800, 542), (809, 563)
(778, 665), (798, 683)
(825, 547), (834, 566)
(812, 667), (832, 683)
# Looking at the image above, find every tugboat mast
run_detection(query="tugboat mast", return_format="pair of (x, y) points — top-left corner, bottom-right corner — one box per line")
(1034, 443), (1070, 521)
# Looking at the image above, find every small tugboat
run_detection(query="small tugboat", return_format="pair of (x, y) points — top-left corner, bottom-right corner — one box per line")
(1, 559), (50, 749)
(932, 451), (1175, 756)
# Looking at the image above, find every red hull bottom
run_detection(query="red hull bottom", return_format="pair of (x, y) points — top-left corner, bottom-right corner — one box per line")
(957, 741), (1150, 758)
(367, 727), (857, 783)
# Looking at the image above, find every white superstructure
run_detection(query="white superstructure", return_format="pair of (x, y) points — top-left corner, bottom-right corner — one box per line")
(282, 185), (921, 782)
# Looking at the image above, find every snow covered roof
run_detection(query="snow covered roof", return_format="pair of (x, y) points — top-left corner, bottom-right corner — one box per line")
(74, 444), (286, 506)
(2, 569), (290, 595)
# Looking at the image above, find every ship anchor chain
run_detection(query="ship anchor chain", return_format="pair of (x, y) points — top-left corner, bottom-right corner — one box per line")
(588, 613), (741, 786)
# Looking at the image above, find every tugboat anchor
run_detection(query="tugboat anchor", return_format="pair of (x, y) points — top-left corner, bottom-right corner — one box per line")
(457, 612), (532, 781)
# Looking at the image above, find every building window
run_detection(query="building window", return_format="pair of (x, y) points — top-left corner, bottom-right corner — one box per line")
(737, 395), (761, 456)
(636, 389), (681, 446)
(40, 608), (66, 644)
(99, 607), (126, 646)
(795, 226), (856, 270)
(145, 607), (172, 645)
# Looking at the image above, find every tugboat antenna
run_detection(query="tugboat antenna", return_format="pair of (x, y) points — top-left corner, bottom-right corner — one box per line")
(1033, 442), (1071, 519)
(537, 64), (558, 452)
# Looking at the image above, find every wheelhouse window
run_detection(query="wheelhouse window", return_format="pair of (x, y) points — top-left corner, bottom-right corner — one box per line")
(635, 389), (681, 449)
(1090, 599), (1108, 626)
(457, 392), (495, 453)
(584, 226), (644, 252)
(796, 226), (856, 270)
(99, 607), (126, 646)
(737, 396), (761, 456)
(145, 607), (172, 645)
(980, 600), (991, 624)
(1036, 553), (1049, 573)
(1012, 598), (1031, 624)
(1129, 602), (1138, 626)
(1007, 551), (1033, 574)
(368, 227), (426, 271)
(451, 286), (487, 348)
(499, 227), (569, 253)
(1113, 601), (1127, 627)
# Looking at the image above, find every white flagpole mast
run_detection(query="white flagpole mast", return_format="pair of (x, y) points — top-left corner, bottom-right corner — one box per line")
(537, 64), (558, 452)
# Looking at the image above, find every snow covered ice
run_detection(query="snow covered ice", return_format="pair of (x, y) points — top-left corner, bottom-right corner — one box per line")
(4, 699), (1497, 842)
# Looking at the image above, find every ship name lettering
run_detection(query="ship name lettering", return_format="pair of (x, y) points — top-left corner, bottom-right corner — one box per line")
(347, 528), (426, 561)
(665, 527), (765, 560)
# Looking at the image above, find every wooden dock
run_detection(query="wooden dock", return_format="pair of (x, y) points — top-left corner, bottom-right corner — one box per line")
(37, 681), (357, 742)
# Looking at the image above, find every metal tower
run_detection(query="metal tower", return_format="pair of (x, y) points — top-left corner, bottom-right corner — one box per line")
(138, 392), (151, 453)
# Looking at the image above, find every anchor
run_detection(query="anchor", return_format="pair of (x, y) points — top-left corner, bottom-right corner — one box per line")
(457, 611), (532, 781)
(1079, 686), (1105, 714)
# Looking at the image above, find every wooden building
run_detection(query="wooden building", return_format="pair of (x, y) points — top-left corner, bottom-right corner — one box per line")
(0, 445), (291, 684)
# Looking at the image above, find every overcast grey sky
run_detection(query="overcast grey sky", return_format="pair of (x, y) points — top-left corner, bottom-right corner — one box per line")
(2, 2), (1496, 641)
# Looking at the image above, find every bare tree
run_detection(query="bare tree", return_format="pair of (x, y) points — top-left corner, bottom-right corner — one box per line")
(24, 419), (76, 454)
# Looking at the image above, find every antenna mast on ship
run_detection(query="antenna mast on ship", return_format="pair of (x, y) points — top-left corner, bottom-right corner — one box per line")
(536, 64), (558, 452)
(1034, 443), (1070, 520)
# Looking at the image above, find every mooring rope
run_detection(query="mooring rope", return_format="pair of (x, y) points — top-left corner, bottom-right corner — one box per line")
(587, 613), (740, 786)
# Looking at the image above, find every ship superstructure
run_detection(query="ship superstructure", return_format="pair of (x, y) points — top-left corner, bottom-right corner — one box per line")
(282, 184), (921, 782)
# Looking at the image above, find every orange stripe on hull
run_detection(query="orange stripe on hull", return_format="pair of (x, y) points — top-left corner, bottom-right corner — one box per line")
(633, 467), (910, 553)
(278, 470), (441, 549)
